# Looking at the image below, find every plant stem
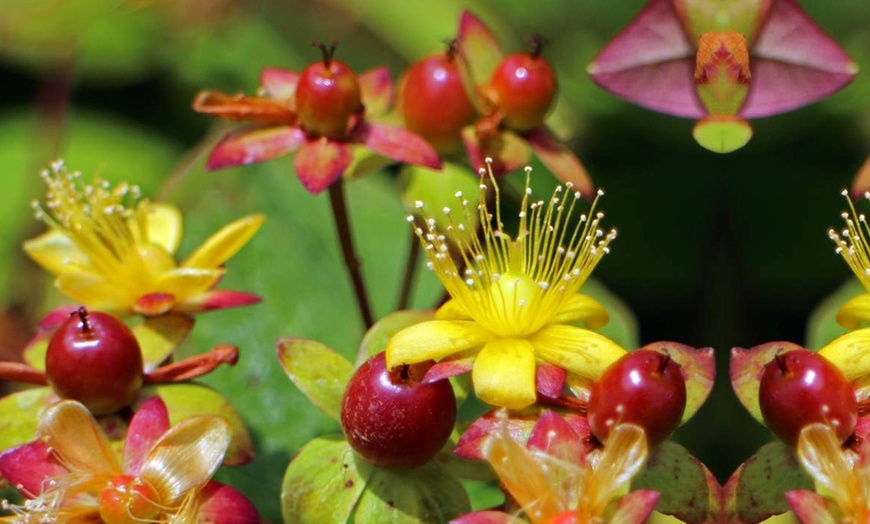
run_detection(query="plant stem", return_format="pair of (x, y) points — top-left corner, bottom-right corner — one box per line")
(329, 179), (374, 329)
(396, 228), (420, 310)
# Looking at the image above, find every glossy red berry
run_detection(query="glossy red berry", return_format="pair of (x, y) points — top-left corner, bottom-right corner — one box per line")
(46, 307), (143, 415)
(759, 349), (857, 446)
(98, 475), (161, 524)
(341, 352), (456, 469)
(587, 350), (686, 447)
(485, 38), (557, 132)
(295, 42), (363, 139)
(399, 43), (476, 154)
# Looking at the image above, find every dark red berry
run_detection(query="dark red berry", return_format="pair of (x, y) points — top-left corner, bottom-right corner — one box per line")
(295, 42), (363, 139)
(399, 43), (476, 154)
(340, 352), (456, 469)
(759, 349), (857, 446)
(587, 350), (686, 447)
(484, 38), (557, 132)
(46, 307), (143, 415)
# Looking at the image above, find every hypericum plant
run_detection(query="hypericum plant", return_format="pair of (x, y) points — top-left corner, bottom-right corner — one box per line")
(193, 42), (441, 195)
(452, 11), (595, 198)
(24, 161), (264, 318)
(589, 0), (856, 153)
(386, 164), (624, 409)
(0, 398), (259, 524)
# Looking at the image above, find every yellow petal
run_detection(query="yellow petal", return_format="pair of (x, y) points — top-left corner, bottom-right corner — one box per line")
(590, 423), (648, 513)
(56, 272), (134, 313)
(145, 203), (183, 255)
(836, 293), (870, 330)
(386, 320), (492, 368)
(818, 327), (870, 381)
(38, 400), (122, 476)
(473, 338), (537, 409)
(796, 423), (859, 511)
(484, 411), (562, 524)
(434, 299), (473, 320)
(181, 214), (265, 269)
(530, 325), (627, 380)
(549, 294), (609, 329)
(139, 416), (231, 505)
(152, 267), (224, 301)
(22, 229), (91, 275)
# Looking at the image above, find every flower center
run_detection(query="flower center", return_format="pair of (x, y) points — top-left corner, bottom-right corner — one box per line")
(412, 165), (616, 338)
(98, 474), (162, 524)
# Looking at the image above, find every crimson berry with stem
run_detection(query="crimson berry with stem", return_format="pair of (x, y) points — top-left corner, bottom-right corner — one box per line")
(341, 352), (456, 469)
(45, 307), (143, 415)
(587, 349), (686, 447)
(759, 349), (857, 446)
(484, 34), (557, 132)
(399, 40), (476, 154)
(294, 41), (364, 139)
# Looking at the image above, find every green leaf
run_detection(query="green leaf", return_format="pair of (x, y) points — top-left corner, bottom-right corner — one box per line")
(677, 0), (771, 42)
(730, 442), (813, 524)
(135, 314), (195, 371)
(353, 460), (471, 523)
(632, 441), (719, 524)
(142, 383), (253, 466)
(277, 338), (354, 422)
(0, 388), (53, 453)
(357, 309), (435, 365)
(281, 435), (372, 524)
(806, 279), (862, 350)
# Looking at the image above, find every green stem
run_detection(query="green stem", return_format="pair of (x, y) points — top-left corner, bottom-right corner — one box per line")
(396, 228), (420, 310)
(329, 179), (374, 330)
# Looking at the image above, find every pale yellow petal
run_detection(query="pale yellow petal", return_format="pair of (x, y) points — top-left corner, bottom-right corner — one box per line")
(434, 298), (473, 321)
(386, 320), (492, 367)
(145, 203), (183, 255)
(152, 267), (224, 301)
(473, 339), (537, 409)
(530, 325), (627, 380)
(181, 214), (265, 269)
(818, 327), (870, 381)
(549, 293), (609, 329)
(484, 411), (562, 524)
(56, 272), (134, 313)
(590, 423), (648, 512)
(139, 416), (231, 505)
(38, 400), (122, 476)
(22, 229), (92, 275)
(796, 423), (860, 511)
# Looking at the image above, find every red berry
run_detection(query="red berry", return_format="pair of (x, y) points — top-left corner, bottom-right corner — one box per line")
(485, 39), (557, 132)
(98, 474), (161, 524)
(759, 349), (857, 446)
(46, 307), (143, 415)
(399, 44), (476, 154)
(340, 352), (456, 469)
(587, 350), (686, 447)
(295, 43), (363, 139)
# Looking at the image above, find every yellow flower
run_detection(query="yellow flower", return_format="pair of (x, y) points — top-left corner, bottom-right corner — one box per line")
(23, 161), (265, 317)
(386, 164), (627, 409)
(0, 399), (247, 524)
(476, 412), (653, 524)
(828, 190), (870, 330)
(790, 423), (870, 524)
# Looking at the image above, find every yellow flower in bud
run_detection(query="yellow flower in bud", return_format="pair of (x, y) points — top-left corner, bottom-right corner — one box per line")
(23, 161), (265, 317)
(386, 163), (627, 409)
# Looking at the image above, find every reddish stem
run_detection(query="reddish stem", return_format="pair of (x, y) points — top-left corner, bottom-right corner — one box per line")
(536, 392), (587, 415)
(0, 361), (48, 386)
(144, 344), (239, 384)
(329, 179), (375, 329)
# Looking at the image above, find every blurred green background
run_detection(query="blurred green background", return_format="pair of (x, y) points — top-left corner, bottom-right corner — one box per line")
(1, 0), (870, 520)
